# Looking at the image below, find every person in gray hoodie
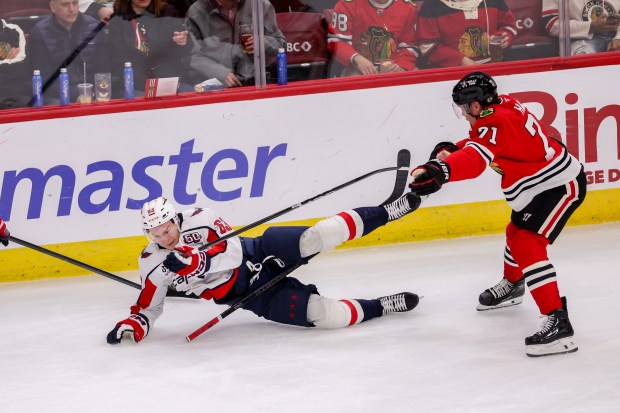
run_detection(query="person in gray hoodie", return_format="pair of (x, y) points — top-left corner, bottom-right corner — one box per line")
(186, 0), (285, 87)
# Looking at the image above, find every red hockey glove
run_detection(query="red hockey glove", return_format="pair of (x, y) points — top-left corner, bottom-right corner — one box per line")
(0, 218), (10, 247)
(429, 141), (459, 160)
(162, 245), (211, 277)
(106, 313), (149, 344)
(409, 160), (451, 196)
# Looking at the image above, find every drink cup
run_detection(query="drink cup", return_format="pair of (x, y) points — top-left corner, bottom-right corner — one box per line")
(77, 83), (93, 104)
(379, 59), (394, 73)
(489, 35), (503, 63)
(239, 24), (253, 53)
(95, 73), (112, 102)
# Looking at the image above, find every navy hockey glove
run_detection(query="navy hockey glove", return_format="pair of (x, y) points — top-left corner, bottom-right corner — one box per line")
(0, 218), (9, 247)
(409, 160), (451, 196)
(429, 141), (459, 160)
(107, 314), (149, 344)
(162, 246), (211, 277)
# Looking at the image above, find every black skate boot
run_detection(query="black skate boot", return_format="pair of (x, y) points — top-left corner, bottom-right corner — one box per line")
(477, 277), (525, 311)
(379, 292), (420, 314)
(525, 297), (578, 357)
(383, 193), (422, 222)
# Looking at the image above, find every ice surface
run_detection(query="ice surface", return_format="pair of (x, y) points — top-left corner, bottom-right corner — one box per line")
(1, 223), (619, 413)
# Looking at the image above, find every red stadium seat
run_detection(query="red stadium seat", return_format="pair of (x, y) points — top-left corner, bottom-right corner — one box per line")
(275, 12), (330, 81)
(2, 0), (52, 34)
(504, 0), (558, 61)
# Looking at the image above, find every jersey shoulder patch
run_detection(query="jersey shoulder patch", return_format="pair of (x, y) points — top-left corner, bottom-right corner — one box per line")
(479, 108), (495, 118)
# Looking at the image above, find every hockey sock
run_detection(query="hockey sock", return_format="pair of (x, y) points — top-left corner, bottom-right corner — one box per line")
(307, 295), (383, 328)
(299, 208), (388, 257)
(503, 246), (523, 282)
(340, 207), (389, 238)
(523, 261), (562, 315)
(508, 226), (562, 314)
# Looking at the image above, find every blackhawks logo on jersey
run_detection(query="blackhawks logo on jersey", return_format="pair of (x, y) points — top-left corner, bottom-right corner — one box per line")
(354, 26), (396, 63)
(458, 26), (489, 59)
(490, 161), (504, 175)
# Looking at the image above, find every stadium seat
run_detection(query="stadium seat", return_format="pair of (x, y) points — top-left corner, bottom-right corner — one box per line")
(504, 0), (559, 61)
(275, 12), (330, 81)
(2, 0), (52, 34)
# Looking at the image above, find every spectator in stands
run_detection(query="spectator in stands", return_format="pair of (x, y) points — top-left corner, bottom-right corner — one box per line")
(0, 9), (30, 109)
(543, 0), (620, 54)
(415, 0), (517, 68)
(28, 0), (109, 104)
(79, 0), (114, 21)
(186, 0), (285, 87)
(326, 0), (418, 76)
(108, 0), (192, 96)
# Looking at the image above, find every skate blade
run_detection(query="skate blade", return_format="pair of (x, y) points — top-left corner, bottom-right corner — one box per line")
(476, 296), (524, 311)
(526, 336), (578, 357)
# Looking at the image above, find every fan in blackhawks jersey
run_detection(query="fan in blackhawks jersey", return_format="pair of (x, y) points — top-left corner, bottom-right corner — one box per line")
(415, 0), (517, 68)
(409, 72), (587, 357)
(326, 0), (418, 76)
(107, 193), (422, 344)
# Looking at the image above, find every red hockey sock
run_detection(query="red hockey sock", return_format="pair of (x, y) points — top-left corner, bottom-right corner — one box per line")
(507, 225), (562, 314)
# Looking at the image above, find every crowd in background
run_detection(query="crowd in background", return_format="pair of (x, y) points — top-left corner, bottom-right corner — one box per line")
(1, 0), (620, 109)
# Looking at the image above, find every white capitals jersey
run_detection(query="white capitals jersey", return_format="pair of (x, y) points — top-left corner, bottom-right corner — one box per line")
(129, 207), (243, 326)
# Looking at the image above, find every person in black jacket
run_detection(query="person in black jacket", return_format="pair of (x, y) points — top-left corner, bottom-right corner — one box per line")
(107, 0), (192, 97)
(28, 0), (109, 105)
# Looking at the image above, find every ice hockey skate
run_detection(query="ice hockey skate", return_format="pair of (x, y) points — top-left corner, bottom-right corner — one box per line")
(525, 297), (578, 357)
(477, 277), (525, 311)
(383, 192), (422, 222)
(379, 292), (420, 314)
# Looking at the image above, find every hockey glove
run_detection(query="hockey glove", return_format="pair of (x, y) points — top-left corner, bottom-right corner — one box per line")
(106, 313), (149, 344)
(409, 160), (451, 196)
(0, 218), (10, 247)
(429, 141), (459, 160)
(162, 245), (211, 277)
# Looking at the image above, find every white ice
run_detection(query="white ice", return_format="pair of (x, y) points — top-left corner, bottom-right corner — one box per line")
(1, 222), (619, 413)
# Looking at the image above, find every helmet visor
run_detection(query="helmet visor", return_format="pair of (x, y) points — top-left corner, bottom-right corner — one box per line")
(452, 102), (470, 118)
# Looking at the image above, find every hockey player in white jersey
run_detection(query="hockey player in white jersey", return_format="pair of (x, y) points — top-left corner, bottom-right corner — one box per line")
(107, 193), (421, 344)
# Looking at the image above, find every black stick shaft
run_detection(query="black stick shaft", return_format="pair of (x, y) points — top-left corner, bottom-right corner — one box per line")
(8, 235), (141, 289)
(198, 163), (407, 252)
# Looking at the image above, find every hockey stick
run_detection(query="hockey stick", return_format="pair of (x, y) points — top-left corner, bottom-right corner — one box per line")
(6, 235), (192, 298)
(186, 254), (318, 342)
(185, 149), (412, 342)
(197, 149), (412, 253)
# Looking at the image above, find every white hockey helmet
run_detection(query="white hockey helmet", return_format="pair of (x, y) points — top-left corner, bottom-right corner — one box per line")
(140, 196), (180, 236)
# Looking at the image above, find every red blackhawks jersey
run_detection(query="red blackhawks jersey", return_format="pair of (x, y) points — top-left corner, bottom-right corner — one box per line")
(416, 0), (517, 67)
(130, 207), (243, 327)
(445, 95), (583, 211)
(327, 0), (418, 70)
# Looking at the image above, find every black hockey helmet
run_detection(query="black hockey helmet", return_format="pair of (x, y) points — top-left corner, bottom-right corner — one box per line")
(452, 72), (498, 107)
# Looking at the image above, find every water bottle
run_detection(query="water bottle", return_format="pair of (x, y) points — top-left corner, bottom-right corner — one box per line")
(123, 62), (134, 100)
(59, 68), (70, 106)
(32, 70), (43, 108)
(277, 47), (287, 86)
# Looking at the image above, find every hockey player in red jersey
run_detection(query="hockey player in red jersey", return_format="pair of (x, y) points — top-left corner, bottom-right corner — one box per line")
(415, 0), (517, 68)
(327, 0), (418, 76)
(409, 72), (586, 357)
(107, 193), (422, 344)
(0, 217), (10, 246)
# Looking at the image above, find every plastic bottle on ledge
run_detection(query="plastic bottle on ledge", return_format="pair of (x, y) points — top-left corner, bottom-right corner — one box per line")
(277, 47), (287, 86)
(32, 70), (43, 108)
(59, 68), (70, 106)
(123, 62), (134, 100)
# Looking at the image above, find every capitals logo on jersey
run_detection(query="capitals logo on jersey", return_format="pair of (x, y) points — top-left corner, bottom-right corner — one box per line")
(354, 26), (396, 63)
